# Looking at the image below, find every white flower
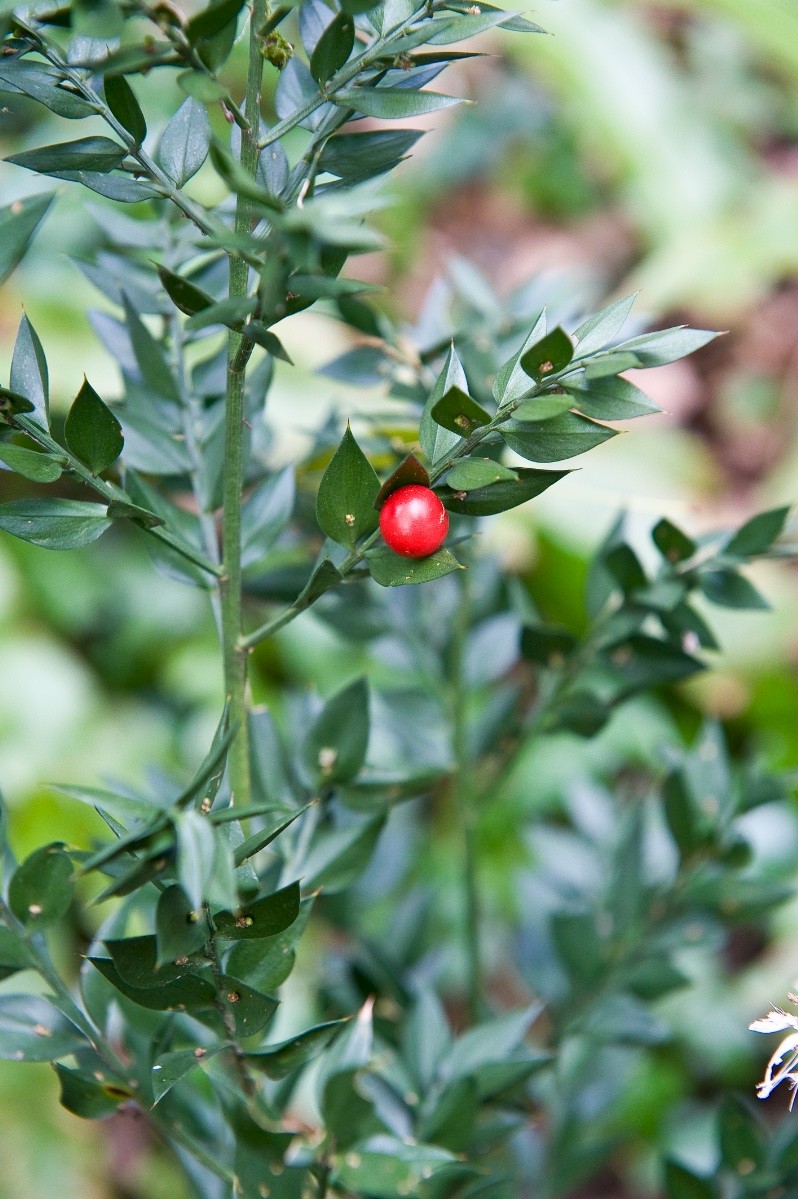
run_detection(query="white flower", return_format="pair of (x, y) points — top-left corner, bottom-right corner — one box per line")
(750, 1006), (798, 1107)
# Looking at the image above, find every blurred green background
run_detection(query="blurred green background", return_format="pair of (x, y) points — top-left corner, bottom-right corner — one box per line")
(2, 0), (798, 1194)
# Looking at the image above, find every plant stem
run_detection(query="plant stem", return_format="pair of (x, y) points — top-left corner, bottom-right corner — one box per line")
(450, 559), (481, 1022)
(168, 300), (223, 634)
(220, 0), (267, 806)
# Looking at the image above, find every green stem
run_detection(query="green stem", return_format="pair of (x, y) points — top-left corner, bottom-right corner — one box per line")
(450, 560), (481, 1022)
(168, 302), (223, 631)
(220, 0), (267, 806)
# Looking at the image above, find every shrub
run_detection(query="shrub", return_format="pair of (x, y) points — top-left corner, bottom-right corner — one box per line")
(0, 1), (795, 1196)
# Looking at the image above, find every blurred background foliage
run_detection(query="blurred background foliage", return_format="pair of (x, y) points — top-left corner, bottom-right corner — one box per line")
(2, 0), (798, 1195)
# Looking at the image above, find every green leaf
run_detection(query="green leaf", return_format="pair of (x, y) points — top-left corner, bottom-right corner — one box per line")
(303, 678), (370, 786)
(6, 136), (126, 175)
(440, 466), (569, 516)
(242, 323), (293, 363)
(242, 468), (295, 568)
(0, 444), (62, 483)
(663, 1161), (718, 1199)
(511, 394), (573, 422)
(550, 911), (604, 988)
(375, 453), (430, 509)
(333, 1135), (456, 1198)
(724, 506), (790, 559)
(625, 956), (689, 1001)
(0, 193), (54, 285)
(64, 378), (123, 474)
(319, 130), (423, 181)
(216, 976), (278, 1037)
(718, 1096), (765, 1175)
(316, 425), (380, 548)
(0, 926), (32, 982)
(104, 74), (146, 144)
(445, 458), (517, 490)
(519, 326), (573, 380)
(573, 293), (637, 356)
(8, 843), (74, 928)
(175, 706), (236, 811)
(663, 771), (702, 859)
(444, 1005), (539, 1079)
(233, 805), (307, 867)
(185, 295), (256, 332)
(582, 993), (669, 1046)
(333, 88), (464, 119)
(103, 935), (199, 989)
(156, 265), (213, 317)
(520, 623), (576, 666)
(156, 98), (211, 187)
(0, 60), (95, 119)
(247, 1021), (343, 1079)
(214, 881), (301, 940)
(322, 1067), (380, 1149)
(0, 499), (112, 550)
(699, 568), (769, 610)
(10, 315), (49, 431)
(420, 347), (468, 464)
(155, 884), (207, 966)
(603, 634), (703, 691)
(430, 384), (491, 435)
(403, 989), (451, 1090)
(417, 1076), (478, 1151)
(302, 815), (384, 892)
(616, 327), (718, 367)
(209, 141), (284, 210)
(563, 375), (660, 421)
(652, 518), (695, 563)
(122, 293), (181, 403)
(55, 1064), (133, 1119)
(494, 310), (546, 406)
(604, 543), (647, 593)
(310, 12), (355, 84)
(368, 546), (462, 587)
(176, 811), (216, 910)
(427, 7), (523, 43)
(151, 1045), (220, 1103)
(0, 995), (85, 1062)
(296, 558), (344, 606)
(51, 173), (159, 203)
(186, 0), (247, 42)
(583, 351), (643, 379)
(90, 956), (217, 1012)
(178, 70), (228, 102)
(501, 412), (616, 462)
(549, 689), (608, 737)
(227, 896), (313, 993)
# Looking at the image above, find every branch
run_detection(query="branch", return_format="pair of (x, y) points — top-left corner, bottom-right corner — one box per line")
(240, 375), (556, 649)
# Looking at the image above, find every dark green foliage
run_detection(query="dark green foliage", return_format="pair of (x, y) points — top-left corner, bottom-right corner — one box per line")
(316, 425), (380, 548)
(64, 378), (124, 474)
(0, 2), (794, 1197)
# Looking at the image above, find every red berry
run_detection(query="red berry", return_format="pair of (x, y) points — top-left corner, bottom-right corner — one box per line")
(379, 485), (449, 558)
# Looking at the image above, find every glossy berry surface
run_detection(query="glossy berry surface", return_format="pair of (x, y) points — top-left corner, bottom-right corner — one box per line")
(379, 485), (449, 558)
